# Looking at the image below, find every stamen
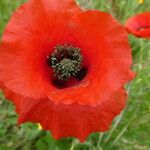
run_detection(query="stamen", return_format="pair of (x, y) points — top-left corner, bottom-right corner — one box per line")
(48, 44), (83, 81)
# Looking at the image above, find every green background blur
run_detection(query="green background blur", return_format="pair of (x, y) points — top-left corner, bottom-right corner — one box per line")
(0, 0), (150, 150)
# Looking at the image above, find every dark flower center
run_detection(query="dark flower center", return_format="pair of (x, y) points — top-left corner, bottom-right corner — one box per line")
(47, 44), (87, 88)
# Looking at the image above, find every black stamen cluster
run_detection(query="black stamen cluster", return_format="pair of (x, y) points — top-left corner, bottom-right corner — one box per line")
(49, 44), (83, 80)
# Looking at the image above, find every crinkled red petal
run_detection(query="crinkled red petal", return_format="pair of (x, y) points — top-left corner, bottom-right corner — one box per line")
(0, 0), (81, 100)
(125, 12), (150, 38)
(2, 86), (127, 142)
(0, 0), (135, 106)
(46, 11), (135, 105)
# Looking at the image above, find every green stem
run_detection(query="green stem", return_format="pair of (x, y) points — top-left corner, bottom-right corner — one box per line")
(97, 133), (104, 148)
(106, 39), (144, 145)
(109, 0), (120, 19)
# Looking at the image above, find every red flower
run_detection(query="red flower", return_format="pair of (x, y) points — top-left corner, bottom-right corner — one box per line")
(0, 0), (135, 142)
(125, 12), (150, 38)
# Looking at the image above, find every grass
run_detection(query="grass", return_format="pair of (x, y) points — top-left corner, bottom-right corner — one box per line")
(0, 0), (150, 150)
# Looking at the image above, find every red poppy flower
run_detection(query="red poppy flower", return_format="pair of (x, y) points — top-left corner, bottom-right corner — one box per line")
(0, 0), (135, 142)
(125, 12), (150, 38)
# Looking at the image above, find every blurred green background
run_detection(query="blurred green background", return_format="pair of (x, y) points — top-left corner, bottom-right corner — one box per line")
(0, 0), (150, 150)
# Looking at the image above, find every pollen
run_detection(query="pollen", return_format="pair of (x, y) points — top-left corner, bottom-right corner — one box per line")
(48, 44), (83, 81)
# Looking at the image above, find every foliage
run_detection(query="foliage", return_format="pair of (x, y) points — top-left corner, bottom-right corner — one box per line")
(0, 0), (150, 150)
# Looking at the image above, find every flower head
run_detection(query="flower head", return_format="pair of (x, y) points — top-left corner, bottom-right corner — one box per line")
(138, 0), (144, 4)
(0, 0), (135, 142)
(125, 12), (150, 38)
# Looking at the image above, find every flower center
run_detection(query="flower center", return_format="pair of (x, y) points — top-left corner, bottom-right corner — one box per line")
(48, 44), (83, 81)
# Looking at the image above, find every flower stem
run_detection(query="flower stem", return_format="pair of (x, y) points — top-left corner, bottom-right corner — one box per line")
(97, 133), (104, 148)
(109, 0), (120, 19)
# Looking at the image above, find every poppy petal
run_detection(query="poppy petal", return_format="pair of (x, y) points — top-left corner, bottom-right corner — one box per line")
(125, 12), (150, 38)
(0, 0), (80, 100)
(2, 86), (127, 142)
(0, 2), (134, 106)
(45, 10), (135, 105)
